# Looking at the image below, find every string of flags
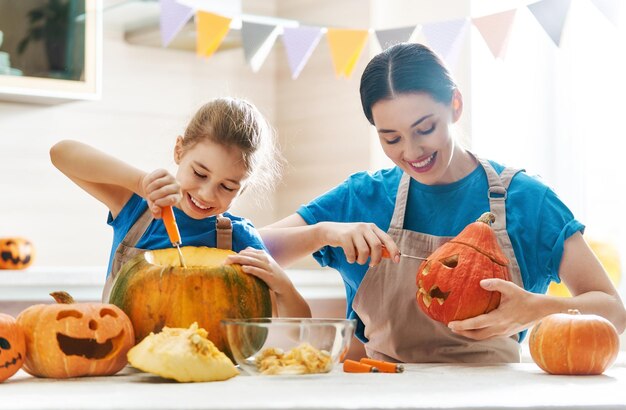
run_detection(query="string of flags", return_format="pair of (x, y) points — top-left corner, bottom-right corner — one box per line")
(159, 0), (623, 79)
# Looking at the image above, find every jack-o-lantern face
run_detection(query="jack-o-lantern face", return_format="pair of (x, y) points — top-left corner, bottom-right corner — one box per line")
(0, 237), (35, 270)
(16, 292), (135, 378)
(0, 313), (26, 382)
(416, 212), (511, 325)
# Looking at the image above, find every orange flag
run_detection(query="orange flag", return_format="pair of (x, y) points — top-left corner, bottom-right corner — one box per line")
(196, 12), (232, 58)
(326, 28), (369, 78)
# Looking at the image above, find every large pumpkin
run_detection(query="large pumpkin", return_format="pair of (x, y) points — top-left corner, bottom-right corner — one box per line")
(529, 309), (619, 375)
(108, 247), (272, 360)
(0, 313), (26, 382)
(0, 237), (35, 270)
(548, 239), (621, 297)
(416, 212), (510, 324)
(16, 292), (135, 378)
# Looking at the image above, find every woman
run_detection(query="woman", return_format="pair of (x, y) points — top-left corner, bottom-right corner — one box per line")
(260, 43), (625, 363)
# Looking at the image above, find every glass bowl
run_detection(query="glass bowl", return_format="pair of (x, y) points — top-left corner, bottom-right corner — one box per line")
(221, 318), (356, 376)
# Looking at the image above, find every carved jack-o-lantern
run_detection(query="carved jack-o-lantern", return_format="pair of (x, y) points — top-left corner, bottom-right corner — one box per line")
(416, 212), (511, 324)
(0, 313), (26, 382)
(0, 237), (35, 270)
(16, 292), (135, 378)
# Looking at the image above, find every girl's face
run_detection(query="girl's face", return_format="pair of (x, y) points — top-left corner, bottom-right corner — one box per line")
(174, 138), (248, 219)
(371, 91), (465, 185)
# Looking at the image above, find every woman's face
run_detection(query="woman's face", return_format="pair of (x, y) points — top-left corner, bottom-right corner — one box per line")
(371, 92), (463, 185)
(174, 138), (248, 219)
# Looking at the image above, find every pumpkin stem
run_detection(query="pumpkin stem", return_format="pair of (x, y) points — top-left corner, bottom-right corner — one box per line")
(477, 212), (496, 226)
(567, 309), (581, 315)
(50, 291), (75, 304)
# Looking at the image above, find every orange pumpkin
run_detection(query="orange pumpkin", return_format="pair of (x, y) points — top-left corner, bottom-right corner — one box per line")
(529, 309), (620, 375)
(16, 292), (135, 378)
(0, 237), (35, 270)
(416, 212), (510, 324)
(108, 247), (272, 360)
(0, 313), (25, 382)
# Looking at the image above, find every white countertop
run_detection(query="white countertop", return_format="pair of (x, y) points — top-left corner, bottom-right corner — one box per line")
(2, 361), (626, 410)
(0, 266), (346, 301)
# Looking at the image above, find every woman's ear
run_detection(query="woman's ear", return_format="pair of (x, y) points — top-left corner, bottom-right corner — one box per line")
(451, 89), (463, 123)
(174, 136), (184, 164)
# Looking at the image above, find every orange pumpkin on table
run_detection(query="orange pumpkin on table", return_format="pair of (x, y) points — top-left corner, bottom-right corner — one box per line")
(0, 237), (35, 270)
(0, 313), (25, 382)
(16, 292), (135, 378)
(529, 309), (620, 375)
(416, 212), (510, 324)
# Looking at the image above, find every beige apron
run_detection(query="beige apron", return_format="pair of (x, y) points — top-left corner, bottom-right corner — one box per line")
(101, 209), (233, 302)
(352, 158), (524, 363)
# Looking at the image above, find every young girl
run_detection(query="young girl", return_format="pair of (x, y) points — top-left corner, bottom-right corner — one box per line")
(51, 97), (310, 318)
(260, 43), (626, 363)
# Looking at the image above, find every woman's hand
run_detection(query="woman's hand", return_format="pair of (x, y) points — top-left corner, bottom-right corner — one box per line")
(317, 221), (400, 266)
(225, 247), (311, 317)
(447, 279), (544, 340)
(141, 169), (181, 219)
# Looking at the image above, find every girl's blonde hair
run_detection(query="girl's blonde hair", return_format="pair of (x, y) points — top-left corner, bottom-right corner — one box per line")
(180, 97), (283, 197)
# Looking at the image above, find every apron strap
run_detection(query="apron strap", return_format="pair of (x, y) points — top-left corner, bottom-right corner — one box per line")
(216, 214), (233, 250)
(389, 172), (411, 231)
(477, 158), (524, 232)
(120, 207), (154, 248)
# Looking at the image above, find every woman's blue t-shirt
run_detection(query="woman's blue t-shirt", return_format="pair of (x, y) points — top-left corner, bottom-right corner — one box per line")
(106, 194), (266, 277)
(297, 161), (584, 343)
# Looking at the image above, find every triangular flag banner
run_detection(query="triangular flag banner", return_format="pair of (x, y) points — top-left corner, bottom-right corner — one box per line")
(160, 0), (194, 47)
(375, 25), (417, 50)
(241, 21), (280, 72)
(527, 0), (572, 46)
(196, 12), (232, 58)
(590, 0), (623, 27)
(282, 26), (324, 79)
(326, 28), (369, 78)
(421, 19), (470, 69)
(473, 9), (517, 59)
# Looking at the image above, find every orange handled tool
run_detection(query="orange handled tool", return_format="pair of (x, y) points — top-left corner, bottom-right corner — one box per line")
(360, 358), (404, 373)
(162, 205), (181, 246)
(343, 359), (379, 373)
(161, 205), (186, 268)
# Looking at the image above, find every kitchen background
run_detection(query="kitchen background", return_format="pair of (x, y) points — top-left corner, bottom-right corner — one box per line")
(0, 0), (625, 348)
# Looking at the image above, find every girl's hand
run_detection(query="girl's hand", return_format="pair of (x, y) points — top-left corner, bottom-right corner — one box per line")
(318, 221), (400, 266)
(224, 247), (292, 295)
(141, 169), (181, 219)
(447, 279), (542, 340)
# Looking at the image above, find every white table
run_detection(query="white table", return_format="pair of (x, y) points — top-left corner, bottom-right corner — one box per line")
(2, 361), (625, 410)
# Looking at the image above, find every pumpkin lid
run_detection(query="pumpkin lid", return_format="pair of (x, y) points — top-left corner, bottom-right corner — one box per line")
(450, 212), (509, 266)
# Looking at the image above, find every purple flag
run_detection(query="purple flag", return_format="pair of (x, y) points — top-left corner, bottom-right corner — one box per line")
(527, 0), (572, 46)
(160, 0), (194, 47)
(281, 26), (324, 79)
(421, 19), (470, 69)
(590, 0), (623, 27)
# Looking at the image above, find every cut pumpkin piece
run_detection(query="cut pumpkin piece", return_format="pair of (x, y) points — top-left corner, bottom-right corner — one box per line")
(127, 322), (238, 382)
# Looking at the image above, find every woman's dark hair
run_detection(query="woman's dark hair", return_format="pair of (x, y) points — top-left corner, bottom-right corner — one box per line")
(360, 43), (457, 125)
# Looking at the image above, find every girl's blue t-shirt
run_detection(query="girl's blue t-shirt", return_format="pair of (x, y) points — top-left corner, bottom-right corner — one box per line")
(297, 161), (584, 343)
(106, 194), (266, 277)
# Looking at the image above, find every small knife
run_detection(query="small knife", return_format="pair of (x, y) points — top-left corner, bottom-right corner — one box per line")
(381, 245), (427, 261)
(162, 205), (187, 267)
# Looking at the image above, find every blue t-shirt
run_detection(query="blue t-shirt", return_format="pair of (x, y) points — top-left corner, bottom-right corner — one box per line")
(297, 161), (584, 342)
(106, 194), (266, 277)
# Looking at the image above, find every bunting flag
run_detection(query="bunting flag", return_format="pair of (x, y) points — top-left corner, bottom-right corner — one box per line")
(590, 0), (623, 27)
(196, 12), (232, 57)
(421, 18), (470, 69)
(326, 28), (369, 78)
(527, 0), (573, 46)
(160, 0), (195, 47)
(472, 10), (517, 59)
(241, 21), (280, 72)
(375, 25), (417, 50)
(282, 26), (324, 79)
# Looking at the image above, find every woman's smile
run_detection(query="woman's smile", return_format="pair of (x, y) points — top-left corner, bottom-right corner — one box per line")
(407, 152), (437, 173)
(186, 192), (215, 216)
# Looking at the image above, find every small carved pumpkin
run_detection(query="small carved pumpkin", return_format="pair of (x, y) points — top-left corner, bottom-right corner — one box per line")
(416, 212), (510, 324)
(16, 292), (135, 378)
(529, 309), (620, 375)
(0, 237), (35, 270)
(0, 313), (26, 382)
